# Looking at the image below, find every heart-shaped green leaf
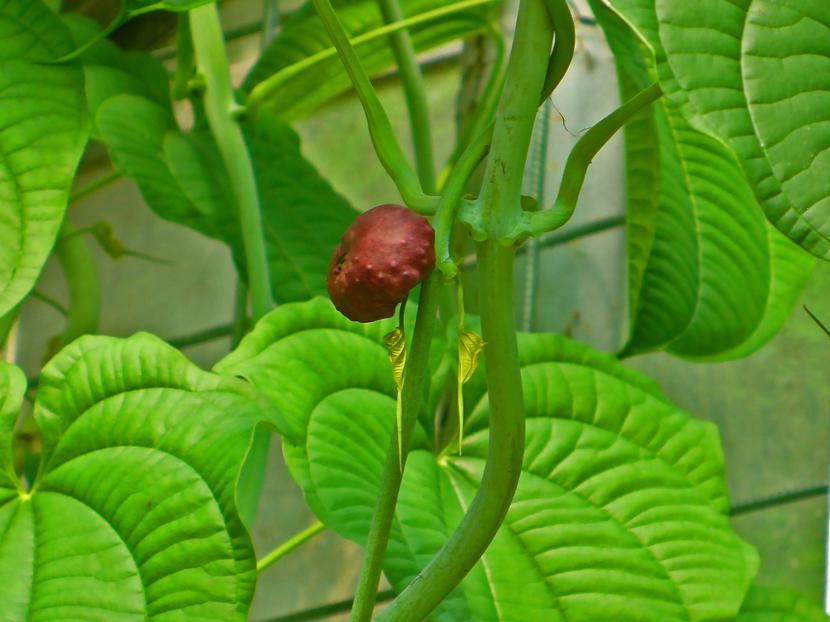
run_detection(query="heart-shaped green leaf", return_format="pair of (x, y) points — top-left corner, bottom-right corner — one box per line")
(589, 0), (814, 360)
(0, 0), (89, 317)
(243, 0), (494, 120)
(219, 298), (759, 621)
(0, 334), (278, 619)
(738, 586), (830, 622)
(651, 0), (830, 260)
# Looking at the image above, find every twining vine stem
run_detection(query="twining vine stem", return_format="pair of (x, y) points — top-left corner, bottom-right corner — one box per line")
(189, 3), (274, 322)
(377, 0), (437, 193)
(305, 0), (440, 214)
(189, 2), (275, 529)
(349, 277), (441, 621)
(375, 2), (555, 618)
(54, 221), (100, 350)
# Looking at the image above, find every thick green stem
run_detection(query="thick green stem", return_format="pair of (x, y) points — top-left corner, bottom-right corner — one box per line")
(378, 0), (436, 193)
(730, 484), (828, 517)
(257, 521), (326, 573)
(477, 0), (554, 239)
(55, 222), (100, 348)
(376, 244), (524, 622)
(349, 277), (440, 622)
(190, 4), (274, 321)
(376, 4), (553, 619)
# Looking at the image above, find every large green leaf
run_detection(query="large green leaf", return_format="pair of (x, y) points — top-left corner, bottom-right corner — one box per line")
(243, 0), (492, 120)
(0, 0), (89, 317)
(0, 334), (278, 619)
(214, 297), (447, 449)
(64, 14), (170, 137)
(218, 298), (758, 622)
(738, 586), (830, 622)
(93, 84), (358, 301)
(589, 0), (814, 360)
(97, 94), (235, 236)
(652, 0), (830, 260)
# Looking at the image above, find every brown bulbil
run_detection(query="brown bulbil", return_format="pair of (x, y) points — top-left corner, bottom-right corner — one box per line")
(327, 204), (435, 322)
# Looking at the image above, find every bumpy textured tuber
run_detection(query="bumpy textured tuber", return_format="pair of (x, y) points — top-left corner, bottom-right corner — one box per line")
(327, 204), (435, 322)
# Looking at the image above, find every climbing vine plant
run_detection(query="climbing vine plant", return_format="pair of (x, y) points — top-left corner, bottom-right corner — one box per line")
(0, 0), (828, 620)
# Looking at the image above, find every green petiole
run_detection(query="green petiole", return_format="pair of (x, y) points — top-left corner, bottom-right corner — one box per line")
(524, 81), (663, 237)
(440, 23), (506, 188)
(349, 277), (441, 622)
(297, 0), (488, 214)
(257, 521), (326, 573)
(433, 124), (494, 278)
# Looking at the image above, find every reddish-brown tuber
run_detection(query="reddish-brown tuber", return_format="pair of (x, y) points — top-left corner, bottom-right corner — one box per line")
(327, 204), (435, 322)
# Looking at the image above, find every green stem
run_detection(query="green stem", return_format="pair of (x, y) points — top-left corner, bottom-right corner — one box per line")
(30, 291), (68, 317)
(292, 0), (448, 214)
(350, 277), (441, 622)
(247, 0), (497, 120)
(257, 521), (326, 573)
(377, 0), (436, 193)
(190, 4), (274, 322)
(167, 322), (235, 349)
(441, 25), (506, 188)
(460, 214), (625, 270)
(69, 170), (123, 204)
(173, 15), (195, 100)
(477, 0), (554, 240)
(434, 125), (493, 277)
(262, 0), (279, 49)
(55, 221), (100, 348)
(377, 243), (524, 622)
(527, 82), (662, 236)
(805, 306), (830, 338)
(377, 4), (554, 619)
(232, 280), (249, 347)
(264, 591), (396, 622)
(730, 484), (828, 517)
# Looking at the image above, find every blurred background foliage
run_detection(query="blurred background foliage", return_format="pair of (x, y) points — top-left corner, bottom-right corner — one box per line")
(8, 0), (828, 618)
